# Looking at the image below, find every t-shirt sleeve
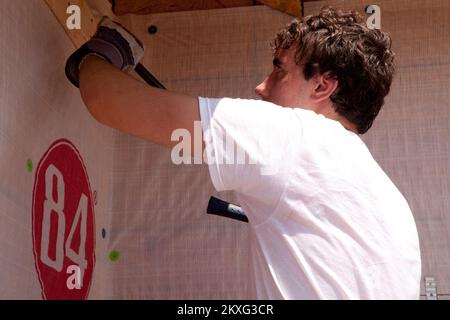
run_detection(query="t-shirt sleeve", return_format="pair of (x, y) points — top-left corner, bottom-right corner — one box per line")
(198, 97), (301, 195)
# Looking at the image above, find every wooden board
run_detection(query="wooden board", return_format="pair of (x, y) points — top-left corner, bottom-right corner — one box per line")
(258, 0), (301, 16)
(109, 0), (259, 15)
(107, 0), (323, 16)
(43, 0), (100, 48)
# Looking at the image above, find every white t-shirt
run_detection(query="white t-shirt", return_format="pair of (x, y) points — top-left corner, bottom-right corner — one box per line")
(198, 97), (422, 300)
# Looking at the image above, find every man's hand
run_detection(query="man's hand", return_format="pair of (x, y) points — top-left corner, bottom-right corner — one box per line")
(65, 16), (144, 88)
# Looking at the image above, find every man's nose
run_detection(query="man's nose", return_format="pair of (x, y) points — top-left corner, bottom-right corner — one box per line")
(255, 78), (268, 99)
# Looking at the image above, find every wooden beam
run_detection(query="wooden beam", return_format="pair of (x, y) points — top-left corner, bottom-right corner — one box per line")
(107, 0), (320, 17)
(108, 0), (258, 15)
(257, 0), (301, 17)
(44, 0), (101, 48)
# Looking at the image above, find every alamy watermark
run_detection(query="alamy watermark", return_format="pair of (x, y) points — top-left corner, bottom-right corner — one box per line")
(66, 264), (82, 289)
(66, 5), (81, 30)
(366, 4), (381, 30)
(66, 4), (381, 31)
(171, 121), (281, 176)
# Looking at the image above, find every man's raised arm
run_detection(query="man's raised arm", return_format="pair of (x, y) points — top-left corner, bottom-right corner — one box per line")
(79, 55), (200, 149)
(65, 17), (201, 151)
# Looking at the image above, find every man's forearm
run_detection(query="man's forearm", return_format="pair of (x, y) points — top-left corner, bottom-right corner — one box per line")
(79, 55), (200, 149)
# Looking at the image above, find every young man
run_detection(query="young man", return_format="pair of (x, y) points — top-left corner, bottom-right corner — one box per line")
(66, 7), (421, 299)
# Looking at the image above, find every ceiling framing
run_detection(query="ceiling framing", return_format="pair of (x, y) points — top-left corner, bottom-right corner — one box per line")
(45, 0), (323, 48)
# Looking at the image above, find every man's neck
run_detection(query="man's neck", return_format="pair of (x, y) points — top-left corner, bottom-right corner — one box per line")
(315, 105), (359, 134)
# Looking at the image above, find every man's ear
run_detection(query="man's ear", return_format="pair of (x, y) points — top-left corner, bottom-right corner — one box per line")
(312, 71), (338, 103)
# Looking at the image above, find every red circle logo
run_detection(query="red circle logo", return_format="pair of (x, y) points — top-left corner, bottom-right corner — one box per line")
(32, 139), (95, 300)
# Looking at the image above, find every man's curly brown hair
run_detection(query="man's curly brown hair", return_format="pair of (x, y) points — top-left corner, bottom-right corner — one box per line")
(271, 7), (395, 134)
